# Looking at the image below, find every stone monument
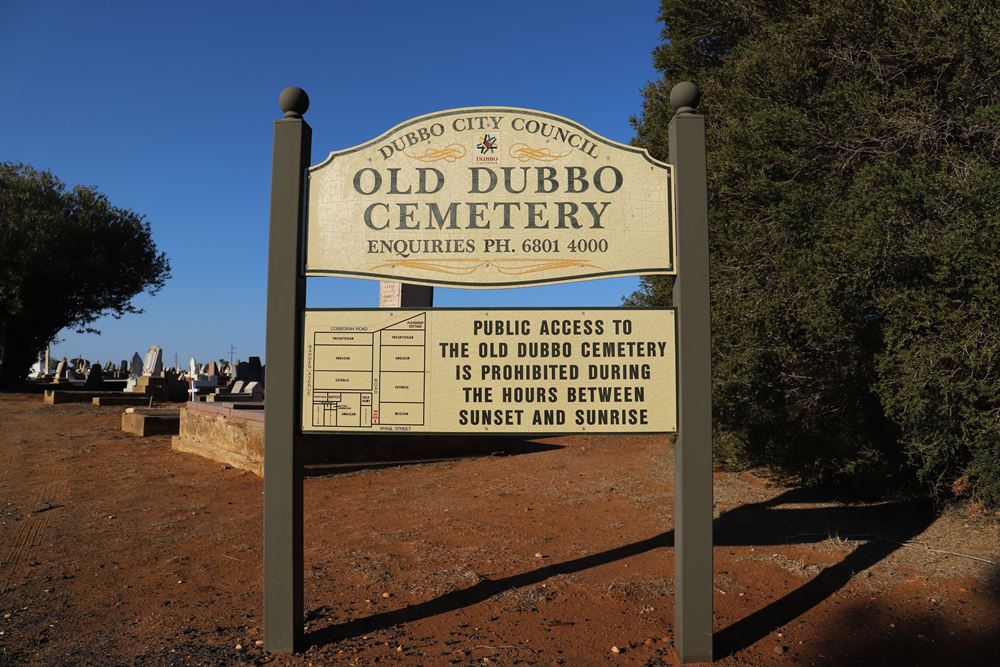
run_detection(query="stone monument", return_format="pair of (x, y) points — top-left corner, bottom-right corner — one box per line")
(142, 345), (164, 377)
(84, 363), (103, 389)
(53, 357), (68, 383)
(127, 346), (168, 399)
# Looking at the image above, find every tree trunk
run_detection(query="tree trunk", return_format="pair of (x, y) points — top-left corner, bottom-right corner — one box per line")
(0, 321), (35, 389)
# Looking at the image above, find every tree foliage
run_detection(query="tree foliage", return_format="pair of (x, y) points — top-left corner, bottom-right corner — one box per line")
(0, 163), (170, 386)
(627, 0), (1000, 504)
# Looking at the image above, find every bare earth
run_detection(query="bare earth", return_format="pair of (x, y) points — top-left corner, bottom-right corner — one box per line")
(1, 392), (998, 666)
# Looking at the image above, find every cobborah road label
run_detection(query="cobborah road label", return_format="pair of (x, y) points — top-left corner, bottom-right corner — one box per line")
(305, 107), (674, 287)
(301, 308), (676, 434)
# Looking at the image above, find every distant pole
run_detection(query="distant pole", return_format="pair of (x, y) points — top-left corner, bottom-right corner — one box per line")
(263, 86), (311, 654)
(669, 81), (714, 664)
(229, 342), (235, 366)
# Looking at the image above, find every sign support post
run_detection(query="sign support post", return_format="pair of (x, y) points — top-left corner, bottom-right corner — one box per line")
(263, 87), (312, 654)
(669, 82), (713, 663)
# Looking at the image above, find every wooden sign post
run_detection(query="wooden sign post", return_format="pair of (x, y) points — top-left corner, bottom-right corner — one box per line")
(263, 85), (712, 663)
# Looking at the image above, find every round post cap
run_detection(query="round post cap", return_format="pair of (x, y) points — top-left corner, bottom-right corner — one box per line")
(278, 87), (309, 118)
(670, 82), (701, 115)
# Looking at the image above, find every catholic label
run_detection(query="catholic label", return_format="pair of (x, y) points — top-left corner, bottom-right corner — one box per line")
(301, 308), (676, 434)
(305, 108), (674, 287)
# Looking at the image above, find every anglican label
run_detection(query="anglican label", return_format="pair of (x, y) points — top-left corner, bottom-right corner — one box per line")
(302, 308), (676, 434)
(305, 108), (674, 287)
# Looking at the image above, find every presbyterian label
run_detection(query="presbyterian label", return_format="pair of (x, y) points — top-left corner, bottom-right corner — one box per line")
(301, 308), (676, 434)
(306, 107), (675, 287)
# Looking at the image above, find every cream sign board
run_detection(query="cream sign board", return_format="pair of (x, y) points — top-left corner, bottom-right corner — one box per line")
(301, 308), (676, 434)
(306, 108), (675, 287)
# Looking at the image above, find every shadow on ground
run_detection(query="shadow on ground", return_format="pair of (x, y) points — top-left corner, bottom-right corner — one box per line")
(797, 562), (1000, 666)
(710, 488), (937, 659)
(302, 437), (564, 476)
(306, 486), (950, 659)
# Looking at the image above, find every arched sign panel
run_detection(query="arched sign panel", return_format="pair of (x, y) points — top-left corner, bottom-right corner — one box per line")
(305, 107), (675, 287)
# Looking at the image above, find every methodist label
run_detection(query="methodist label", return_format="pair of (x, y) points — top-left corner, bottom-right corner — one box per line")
(302, 308), (676, 434)
(305, 107), (674, 287)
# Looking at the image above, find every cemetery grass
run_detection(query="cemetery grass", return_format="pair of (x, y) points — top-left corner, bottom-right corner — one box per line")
(0, 392), (998, 667)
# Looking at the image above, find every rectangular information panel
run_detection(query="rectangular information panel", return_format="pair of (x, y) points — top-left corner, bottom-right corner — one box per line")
(302, 308), (676, 434)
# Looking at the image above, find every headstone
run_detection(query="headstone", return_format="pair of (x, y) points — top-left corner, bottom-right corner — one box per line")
(84, 364), (103, 389)
(204, 361), (218, 377)
(188, 357), (198, 378)
(243, 381), (262, 397)
(230, 380), (246, 394)
(142, 346), (163, 377)
(125, 362), (138, 389)
(55, 358), (67, 379)
(235, 362), (252, 382)
(130, 353), (143, 378)
(119, 360), (129, 375)
(248, 356), (263, 382)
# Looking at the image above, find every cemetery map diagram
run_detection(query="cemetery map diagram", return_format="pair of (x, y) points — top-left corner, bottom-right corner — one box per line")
(309, 312), (426, 429)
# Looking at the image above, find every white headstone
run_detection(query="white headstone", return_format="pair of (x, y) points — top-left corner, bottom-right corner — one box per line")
(188, 357), (198, 378)
(142, 346), (163, 377)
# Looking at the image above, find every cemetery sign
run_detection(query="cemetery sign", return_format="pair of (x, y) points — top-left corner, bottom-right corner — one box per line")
(265, 85), (712, 663)
(305, 107), (675, 287)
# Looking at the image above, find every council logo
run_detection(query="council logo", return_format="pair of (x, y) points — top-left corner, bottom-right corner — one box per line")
(476, 134), (498, 154)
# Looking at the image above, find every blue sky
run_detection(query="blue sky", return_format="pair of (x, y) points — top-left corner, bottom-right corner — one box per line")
(2, 1), (663, 366)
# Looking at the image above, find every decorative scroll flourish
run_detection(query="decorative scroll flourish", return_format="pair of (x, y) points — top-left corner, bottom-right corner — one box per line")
(508, 143), (572, 162)
(369, 258), (602, 276)
(406, 144), (467, 163)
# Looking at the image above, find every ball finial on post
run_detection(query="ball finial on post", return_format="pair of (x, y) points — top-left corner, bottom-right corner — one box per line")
(670, 81), (701, 115)
(278, 87), (310, 119)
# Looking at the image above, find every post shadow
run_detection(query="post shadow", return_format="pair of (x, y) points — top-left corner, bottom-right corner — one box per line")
(710, 489), (936, 659)
(303, 487), (938, 655)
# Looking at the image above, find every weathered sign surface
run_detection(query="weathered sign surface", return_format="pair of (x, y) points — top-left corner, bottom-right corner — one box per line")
(306, 108), (674, 287)
(301, 308), (676, 433)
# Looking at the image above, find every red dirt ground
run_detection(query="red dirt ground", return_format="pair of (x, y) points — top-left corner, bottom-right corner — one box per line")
(1, 391), (998, 666)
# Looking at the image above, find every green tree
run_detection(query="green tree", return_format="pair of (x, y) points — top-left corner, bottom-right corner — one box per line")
(628, 0), (1000, 504)
(0, 163), (170, 387)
